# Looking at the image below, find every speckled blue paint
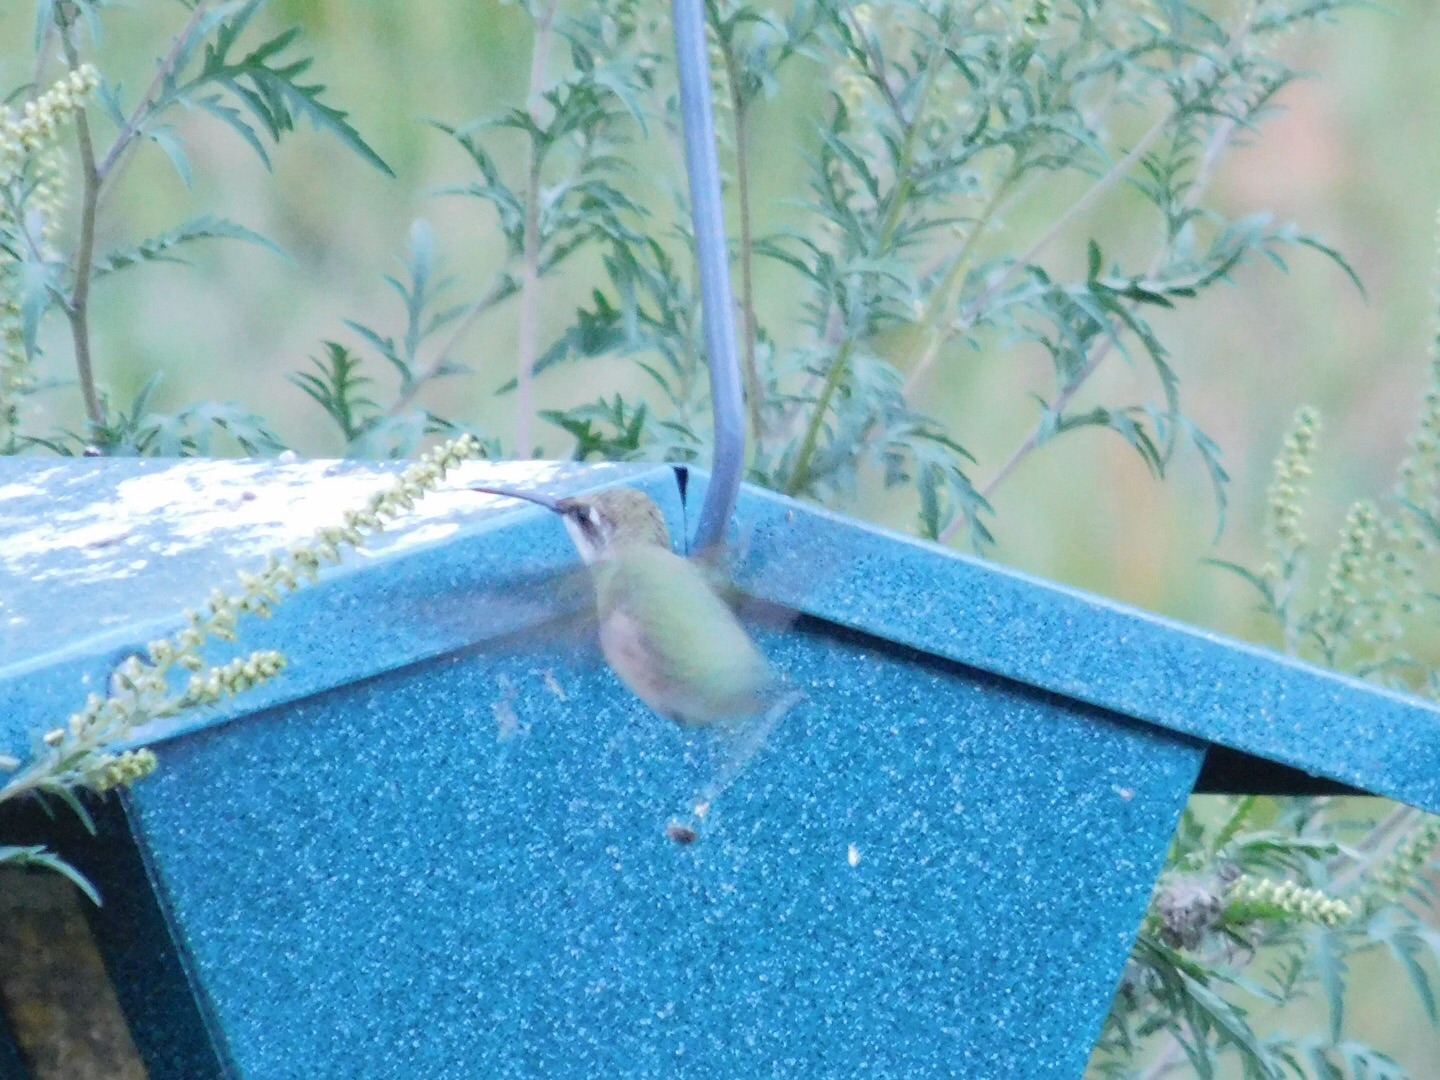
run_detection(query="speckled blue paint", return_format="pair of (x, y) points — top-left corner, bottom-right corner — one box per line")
(686, 472), (1440, 815)
(124, 619), (1198, 1079)
(5, 459), (1438, 1078)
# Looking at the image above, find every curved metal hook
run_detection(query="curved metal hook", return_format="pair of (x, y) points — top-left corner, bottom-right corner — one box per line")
(672, 0), (745, 554)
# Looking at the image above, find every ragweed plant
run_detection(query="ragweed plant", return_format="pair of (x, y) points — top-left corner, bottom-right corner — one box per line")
(1221, 373), (1440, 691)
(0, 64), (98, 444)
(1, 2), (1421, 1063)
(291, 220), (503, 459)
(6, 0), (1362, 543)
(1089, 279), (1440, 1076)
(0, 434), (483, 899)
(340, 0), (1360, 545)
(1097, 792), (1440, 1079)
(2, 0), (392, 456)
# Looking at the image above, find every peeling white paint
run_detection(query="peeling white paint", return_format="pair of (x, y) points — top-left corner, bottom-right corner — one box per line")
(389, 521), (463, 552)
(0, 459), (588, 586)
(0, 481), (44, 502)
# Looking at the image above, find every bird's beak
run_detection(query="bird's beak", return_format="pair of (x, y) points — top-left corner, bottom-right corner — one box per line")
(469, 485), (567, 515)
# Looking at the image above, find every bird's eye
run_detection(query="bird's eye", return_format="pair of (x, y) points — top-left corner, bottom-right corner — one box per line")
(568, 506), (600, 539)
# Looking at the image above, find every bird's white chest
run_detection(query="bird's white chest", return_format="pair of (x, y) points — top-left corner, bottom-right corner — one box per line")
(598, 608), (690, 723)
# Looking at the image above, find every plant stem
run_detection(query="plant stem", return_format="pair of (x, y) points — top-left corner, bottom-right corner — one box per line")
(900, 84), (1134, 391)
(786, 23), (947, 496)
(1327, 803), (1418, 892)
(935, 108), (1237, 545)
(844, 7), (902, 118)
(387, 274), (514, 419)
(58, 25), (104, 433)
(719, 38), (764, 444)
(900, 164), (1021, 397)
(1136, 1041), (1185, 1080)
(938, 8), (1263, 545)
(784, 336), (855, 494)
(95, 1), (214, 188)
(32, 19), (56, 94)
(964, 108), (1171, 339)
(1121, 801), (1413, 1080)
(514, 0), (558, 458)
(53, 2), (214, 437)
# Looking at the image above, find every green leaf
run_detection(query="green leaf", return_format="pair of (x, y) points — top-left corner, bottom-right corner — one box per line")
(289, 343), (378, 445)
(1325, 1041), (1408, 1080)
(347, 411), (428, 461)
(94, 79), (126, 128)
(1228, 831), (1340, 874)
(161, 0), (393, 175)
(1203, 559), (1281, 617)
(1209, 796), (1260, 857)
(92, 215), (286, 278)
(1283, 228), (1367, 299)
(1177, 969), (1284, 1080)
(33, 0), (106, 49)
(145, 124), (195, 187)
(1183, 417), (1231, 541)
(0, 845), (101, 905)
(330, 220), (476, 432)
(194, 93), (273, 167)
(1396, 497), (1440, 545)
(138, 401), (287, 456)
(542, 395), (662, 461)
(1308, 924), (1348, 1044)
(1371, 918), (1437, 1026)
(31, 780), (98, 834)
(1046, 406), (1164, 475)
(86, 375), (286, 457)
(17, 256), (66, 359)
(1305, 1042), (1345, 1080)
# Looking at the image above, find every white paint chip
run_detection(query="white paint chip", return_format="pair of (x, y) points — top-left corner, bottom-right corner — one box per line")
(0, 459), (573, 586)
(0, 481), (45, 502)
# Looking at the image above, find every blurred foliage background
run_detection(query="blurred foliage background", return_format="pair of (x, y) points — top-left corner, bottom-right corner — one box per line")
(5, 1), (1439, 635)
(5, 0), (1440, 1071)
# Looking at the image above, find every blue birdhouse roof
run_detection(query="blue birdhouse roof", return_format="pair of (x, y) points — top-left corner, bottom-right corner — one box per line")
(714, 475), (1440, 815)
(8, 457), (1436, 811)
(3, 457), (1438, 1080)
(1, 457), (664, 747)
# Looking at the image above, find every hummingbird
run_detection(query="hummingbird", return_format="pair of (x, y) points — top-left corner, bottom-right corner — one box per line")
(469, 484), (800, 836)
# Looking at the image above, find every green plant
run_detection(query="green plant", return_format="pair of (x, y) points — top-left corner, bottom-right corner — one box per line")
(1088, 349), (1440, 1076)
(290, 220), (503, 458)
(3, 0), (392, 455)
(4, 1), (1361, 535)
(353, 0), (1356, 546)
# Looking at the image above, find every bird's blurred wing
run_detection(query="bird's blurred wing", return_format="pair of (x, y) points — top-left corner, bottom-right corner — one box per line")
(687, 541), (802, 634)
(401, 561), (603, 664)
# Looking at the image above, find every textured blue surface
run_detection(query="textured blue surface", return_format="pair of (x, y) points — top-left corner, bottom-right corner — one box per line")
(125, 619), (1198, 1078)
(7, 459), (1440, 1077)
(688, 473), (1440, 814)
